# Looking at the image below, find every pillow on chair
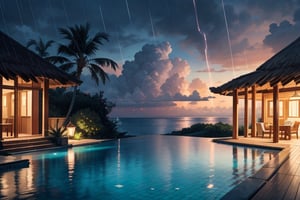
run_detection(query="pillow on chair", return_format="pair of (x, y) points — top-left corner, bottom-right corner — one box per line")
(284, 120), (295, 127)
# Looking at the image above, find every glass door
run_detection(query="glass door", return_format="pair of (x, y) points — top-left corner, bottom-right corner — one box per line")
(2, 89), (14, 138)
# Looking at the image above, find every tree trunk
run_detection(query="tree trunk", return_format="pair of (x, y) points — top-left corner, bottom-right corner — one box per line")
(63, 86), (77, 126)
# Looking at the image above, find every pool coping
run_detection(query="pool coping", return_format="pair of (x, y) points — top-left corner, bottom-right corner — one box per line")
(213, 138), (291, 200)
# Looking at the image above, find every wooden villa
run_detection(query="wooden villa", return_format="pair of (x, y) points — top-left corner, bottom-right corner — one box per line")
(210, 36), (300, 143)
(0, 31), (80, 140)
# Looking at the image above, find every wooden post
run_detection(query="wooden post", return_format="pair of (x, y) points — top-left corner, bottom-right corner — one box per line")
(244, 88), (248, 137)
(42, 79), (49, 137)
(233, 89), (238, 139)
(251, 85), (256, 137)
(0, 77), (2, 140)
(261, 93), (265, 122)
(14, 78), (18, 138)
(273, 84), (279, 143)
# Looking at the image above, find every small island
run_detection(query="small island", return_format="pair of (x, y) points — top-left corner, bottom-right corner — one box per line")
(166, 122), (239, 137)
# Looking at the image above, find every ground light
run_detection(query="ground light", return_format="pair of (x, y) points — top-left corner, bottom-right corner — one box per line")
(67, 122), (76, 138)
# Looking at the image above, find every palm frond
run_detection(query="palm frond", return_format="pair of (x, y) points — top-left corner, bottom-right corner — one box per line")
(59, 63), (76, 72)
(90, 63), (109, 84)
(47, 56), (71, 64)
(26, 39), (38, 48)
(58, 44), (77, 57)
(88, 64), (100, 85)
(85, 32), (109, 55)
(45, 40), (55, 49)
(93, 58), (118, 71)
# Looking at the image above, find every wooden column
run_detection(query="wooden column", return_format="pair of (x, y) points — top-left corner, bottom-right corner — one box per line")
(0, 77), (2, 140)
(244, 87), (248, 137)
(261, 93), (265, 122)
(42, 79), (49, 137)
(14, 78), (18, 138)
(251, 85), (256, 137)
(273, 84), (279, 143)
(233, 89), (238, 139)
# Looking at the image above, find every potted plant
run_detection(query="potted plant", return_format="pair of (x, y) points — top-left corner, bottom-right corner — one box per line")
(48, 120), (68, 146)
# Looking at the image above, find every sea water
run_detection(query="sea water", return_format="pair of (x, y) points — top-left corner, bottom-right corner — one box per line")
(115, 117), (233, 136)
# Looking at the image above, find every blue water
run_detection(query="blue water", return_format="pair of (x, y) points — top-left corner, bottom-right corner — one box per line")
(116, 117), (233, 135)
(0, 135), (278, 200)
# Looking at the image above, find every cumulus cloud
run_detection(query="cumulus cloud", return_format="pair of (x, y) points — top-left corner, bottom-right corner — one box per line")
(263, 20), (300, 52)
(94, 42), (211, 108)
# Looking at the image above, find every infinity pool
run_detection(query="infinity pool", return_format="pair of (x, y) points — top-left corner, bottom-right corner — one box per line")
(0, 135), (278, 199)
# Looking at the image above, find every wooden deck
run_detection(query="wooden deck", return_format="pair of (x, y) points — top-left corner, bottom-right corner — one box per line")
(216, 137), (300, 200)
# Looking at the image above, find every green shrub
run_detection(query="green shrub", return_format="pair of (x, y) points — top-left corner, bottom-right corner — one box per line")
(71, 108), (103, 138)
(169, 122), (233, 137)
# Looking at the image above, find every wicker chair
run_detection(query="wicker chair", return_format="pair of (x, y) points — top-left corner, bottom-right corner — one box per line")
(256, 122), (272, 138)
(290, 121), (299, 139)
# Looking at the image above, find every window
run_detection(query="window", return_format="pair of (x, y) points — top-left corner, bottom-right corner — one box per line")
(289, 100), (299, 117)
(21, 91), (32, 117)
(268, 101), (283, 117)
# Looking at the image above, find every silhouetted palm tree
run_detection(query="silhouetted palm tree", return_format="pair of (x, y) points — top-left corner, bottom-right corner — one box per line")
(26, 38), (54, 58)
(49, 23), (118, 124)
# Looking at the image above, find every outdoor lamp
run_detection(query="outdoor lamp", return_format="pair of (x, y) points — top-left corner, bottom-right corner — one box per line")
(67, 122), (76, 138)
(290, 91), (300, 100)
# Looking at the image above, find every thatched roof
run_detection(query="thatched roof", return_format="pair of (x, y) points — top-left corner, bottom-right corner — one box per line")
(210, 36), (300, 95)
(0, 31), (81, 88)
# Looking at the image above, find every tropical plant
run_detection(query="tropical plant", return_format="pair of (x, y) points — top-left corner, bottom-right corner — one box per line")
(48, 119), (68, 138)
(26, 38), (54, 58)
(48, 23), (118, 125)
(48, 119), (68, 146)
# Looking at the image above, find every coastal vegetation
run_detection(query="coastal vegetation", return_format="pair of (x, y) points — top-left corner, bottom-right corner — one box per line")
(27, 23), (121, 139)
(167, 122), (243, 137)
(49, 89), (121, 139)
(47, 23), (118, 125)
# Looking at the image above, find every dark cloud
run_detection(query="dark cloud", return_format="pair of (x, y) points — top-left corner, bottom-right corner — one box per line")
(1, 0), (300, 69)
(263, 19), (300, 52)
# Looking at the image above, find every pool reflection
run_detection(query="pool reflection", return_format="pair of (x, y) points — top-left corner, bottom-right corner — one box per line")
(0, 136), (279, 200)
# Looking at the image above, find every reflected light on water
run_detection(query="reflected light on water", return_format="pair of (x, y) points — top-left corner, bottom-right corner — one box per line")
(205, 116), (220, 124)
(180, 116), (193, 128)
(208, 141), (215, 189)
(0, 136), (279, 200)
(68, 149), (75, 180)
(117, 139), (121, 174)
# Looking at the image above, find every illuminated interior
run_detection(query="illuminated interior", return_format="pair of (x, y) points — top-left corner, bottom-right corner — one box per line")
(1, 77), (42, 138)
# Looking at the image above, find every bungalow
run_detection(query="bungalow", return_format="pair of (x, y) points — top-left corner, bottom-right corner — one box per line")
(210, 36), (300, 143)
(0, 31), (80, 139)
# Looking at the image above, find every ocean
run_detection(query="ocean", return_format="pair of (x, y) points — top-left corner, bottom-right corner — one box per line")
(115, 117), (232, 136)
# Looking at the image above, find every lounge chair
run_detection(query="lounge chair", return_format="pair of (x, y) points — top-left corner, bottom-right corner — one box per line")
(290, 121), (299, 139)
(256, 122), (272, 138)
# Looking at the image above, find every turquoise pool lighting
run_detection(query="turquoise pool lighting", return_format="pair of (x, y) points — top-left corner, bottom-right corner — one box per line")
(0, 135), (278, 199)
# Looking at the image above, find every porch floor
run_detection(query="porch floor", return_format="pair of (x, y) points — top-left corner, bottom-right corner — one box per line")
(218, 136), (300, 200)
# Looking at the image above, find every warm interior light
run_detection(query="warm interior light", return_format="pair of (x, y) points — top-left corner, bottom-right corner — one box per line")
(67, 122), (76, 138)
(290, 91), (300, 100)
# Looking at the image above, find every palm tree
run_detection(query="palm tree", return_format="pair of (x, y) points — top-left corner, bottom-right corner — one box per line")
(48, 23), (118, 125)
(26, 38), (54, 58)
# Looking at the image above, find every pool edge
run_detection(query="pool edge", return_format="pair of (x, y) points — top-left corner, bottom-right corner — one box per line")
(214, 138), (290, 200)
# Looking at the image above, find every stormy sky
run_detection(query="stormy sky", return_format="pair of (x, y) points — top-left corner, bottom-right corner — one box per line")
(1, 0), (300, 117)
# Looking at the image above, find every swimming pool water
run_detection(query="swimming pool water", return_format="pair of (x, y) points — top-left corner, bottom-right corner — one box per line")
(0, 135), (278, 200)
